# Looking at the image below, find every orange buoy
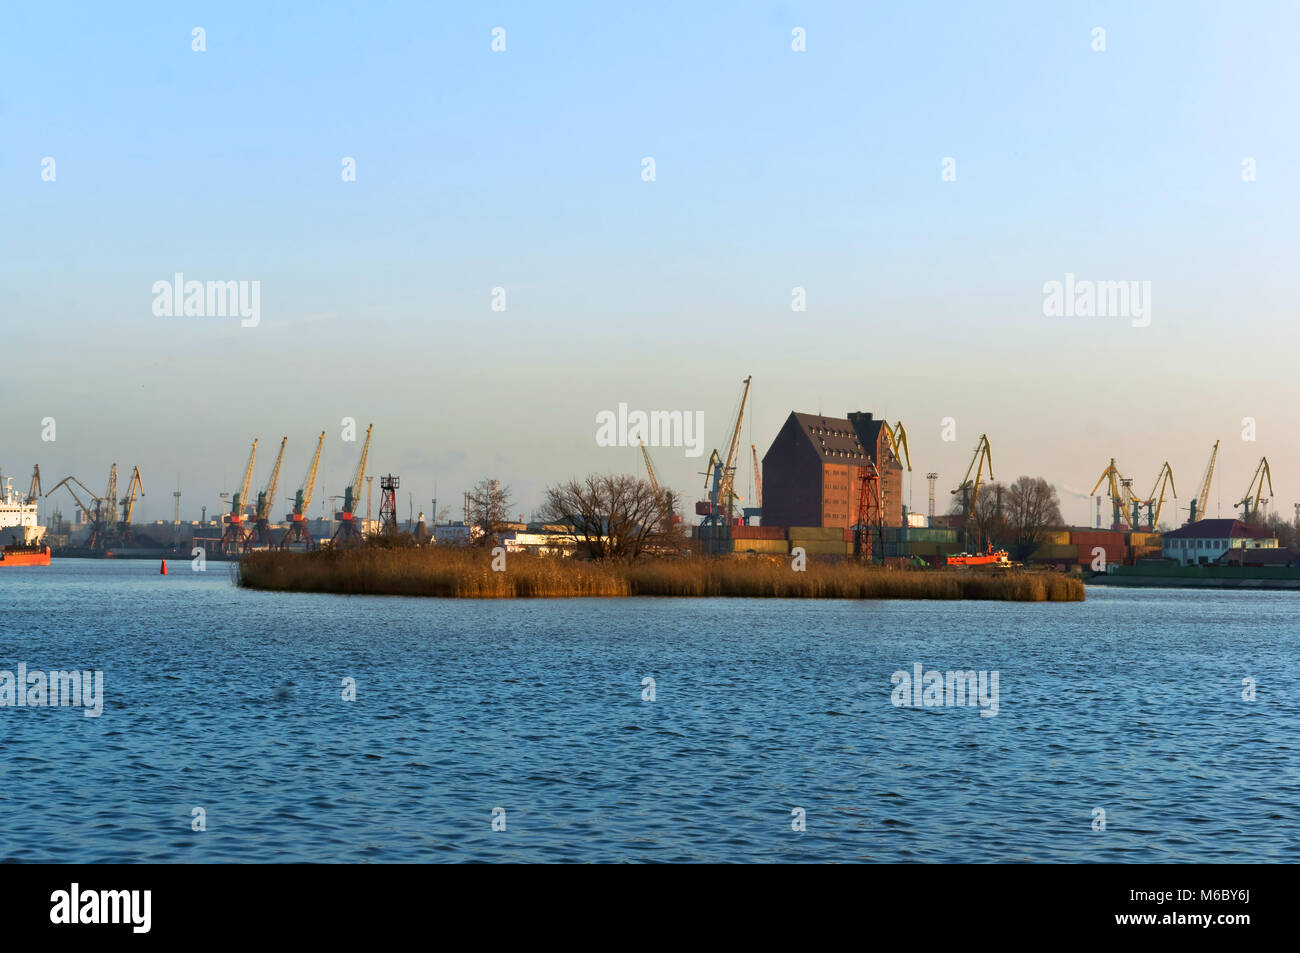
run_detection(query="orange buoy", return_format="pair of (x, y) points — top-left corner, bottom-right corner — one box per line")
(160, 559), (168, 575)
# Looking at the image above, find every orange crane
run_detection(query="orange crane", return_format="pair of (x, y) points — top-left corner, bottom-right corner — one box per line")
(218, 440), (258, 554)
(280, 432), (325, 550)
(245, 437), (287, 551)
(331, 424), (372, 547)
(1186, 440), (1220, 523)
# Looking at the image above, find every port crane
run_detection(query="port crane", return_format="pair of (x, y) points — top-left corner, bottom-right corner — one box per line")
(751, 444), (762, 508)
(1090, 458), (1142, 530)
(331, 424), (372, 548)
(25, 465), (41, 505)
(218, 440), (259, 554)
(639, 437), (662, 498)
(884, 421), (912, 472)
(117, 466), (145, 545)
(1234, 456), (1273, 521)
(46, 475), (109, 551)
(1186, 440), (1220, 523)
(697, 376), (752, 534)
(281, 432), (325, 550)
(245, 437), (287, 552)
(1138, 462), (1176, 531)
(951, 434), (993, 520)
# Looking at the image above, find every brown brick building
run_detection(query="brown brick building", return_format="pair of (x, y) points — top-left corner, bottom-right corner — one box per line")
(761, 411), (905, 529)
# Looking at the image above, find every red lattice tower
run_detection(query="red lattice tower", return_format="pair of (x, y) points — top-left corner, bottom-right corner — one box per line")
(853, 462), (882, 562)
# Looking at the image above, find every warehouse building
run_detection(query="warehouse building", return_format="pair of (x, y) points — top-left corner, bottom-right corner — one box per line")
(1160, 519), (1277, 566)
(761, 411), (904, 530)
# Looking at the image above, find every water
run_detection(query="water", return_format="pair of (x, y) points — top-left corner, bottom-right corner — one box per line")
(0, 558), (1295, 862)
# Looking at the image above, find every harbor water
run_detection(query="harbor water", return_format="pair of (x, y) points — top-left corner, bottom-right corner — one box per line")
(0, 559), (1295, 862)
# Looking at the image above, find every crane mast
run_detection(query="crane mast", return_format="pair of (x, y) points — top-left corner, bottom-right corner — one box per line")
(244, 437), (287, 552)
(118, 466), (145, 543)
(1235, 456), (1273, 521)
(218, 439), (258, 554)
(1142, 462), (1176, 531)
(951, 434), (993, 520)
(751, 444), (762, 508)
(639, 438), (662, 496)
(1188, 440), (1220, 523)
(332, 424), (373, 548)
(46, 475), (109, 552)
(1090, 458), (1139, 530)
(281, 432), (326, 550)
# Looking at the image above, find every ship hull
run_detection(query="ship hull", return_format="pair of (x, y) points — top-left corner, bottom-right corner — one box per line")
(0, 545), (51, 567)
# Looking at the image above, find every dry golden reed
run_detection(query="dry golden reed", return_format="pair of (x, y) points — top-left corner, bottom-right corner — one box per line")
(237, 549), (1084, 602)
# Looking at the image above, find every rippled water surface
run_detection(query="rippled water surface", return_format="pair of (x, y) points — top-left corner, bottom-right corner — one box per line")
(0, 559), (1296, 862)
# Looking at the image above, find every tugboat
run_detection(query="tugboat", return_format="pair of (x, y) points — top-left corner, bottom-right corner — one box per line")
(0, 468), (49, 567)
(944, 542), (1011, 567)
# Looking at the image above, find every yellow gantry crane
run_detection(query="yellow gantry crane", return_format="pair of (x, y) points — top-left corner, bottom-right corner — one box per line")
(332, 424), (372, 547)
(118, 466), (145, 543)
(1235, 456), (1273, 521)
(218, 439), (259, 553)
(885, 421), (912, 471)
(699, 376), (751, 529)
(281, 431), (325, 549)
(1140, 462), (1176, 531)
(638, 437), (661, 497)
(951, 434), (993, 520)
(1187, 440), (1220, 523)
(245, 437), (287, 551)
(1090, 458), (1142, 529)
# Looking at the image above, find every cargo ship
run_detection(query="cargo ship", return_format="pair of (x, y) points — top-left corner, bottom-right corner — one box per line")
(0, 470), (48, 567)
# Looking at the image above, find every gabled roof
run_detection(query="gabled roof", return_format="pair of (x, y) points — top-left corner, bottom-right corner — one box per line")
(788, 413), (871, 464)
(1163, 519), (1272, 540)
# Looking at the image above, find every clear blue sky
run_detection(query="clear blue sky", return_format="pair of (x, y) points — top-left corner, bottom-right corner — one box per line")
(3, 1), (1298, 526)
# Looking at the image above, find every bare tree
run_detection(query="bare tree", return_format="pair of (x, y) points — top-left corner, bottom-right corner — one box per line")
(539, 474), (682, 559)
(467, 478), (513, 546)
(1004, 476), (1064, 558)
(951, 481), (1007, 551)
(1264, 511), (1296, 547)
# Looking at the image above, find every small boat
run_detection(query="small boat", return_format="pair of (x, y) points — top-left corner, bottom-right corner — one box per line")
(944, 546), (1011, 567)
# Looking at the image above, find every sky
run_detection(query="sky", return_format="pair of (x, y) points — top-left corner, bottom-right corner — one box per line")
(2, 1), (1298, 527)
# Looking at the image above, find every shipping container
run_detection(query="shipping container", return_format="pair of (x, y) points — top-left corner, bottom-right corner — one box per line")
(1128, 532), (1161, 547)
(788, 539), (853, 556)
(1033, 543), (1078, 559)
(786, 526), (844, 540)
(732, 538), (788, 554)
(1039, 530), (1070, 545)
